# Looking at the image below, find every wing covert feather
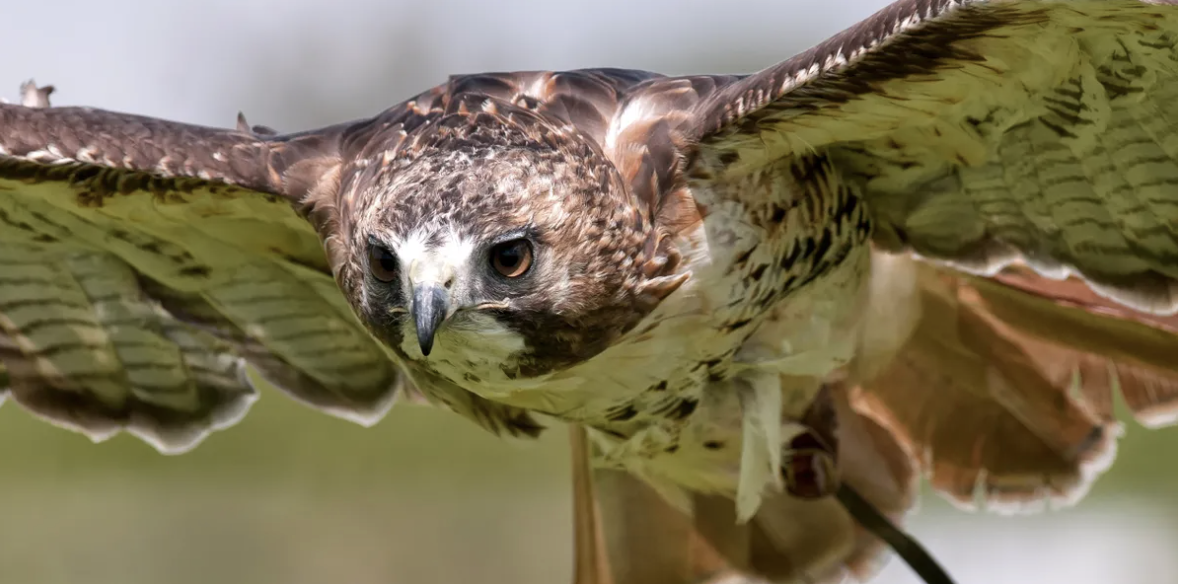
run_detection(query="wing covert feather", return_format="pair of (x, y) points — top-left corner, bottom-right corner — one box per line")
(684, 0), (1178, 315)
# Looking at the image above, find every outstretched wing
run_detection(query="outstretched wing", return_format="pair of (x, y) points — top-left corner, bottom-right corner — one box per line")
(0, 67), (677, 452)
(687, 0), (1178, 313)
(0, 82), (419, 452)
(672, 0), (1178, 511)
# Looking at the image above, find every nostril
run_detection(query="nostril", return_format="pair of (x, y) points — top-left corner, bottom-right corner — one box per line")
(443, 277), (454, 290)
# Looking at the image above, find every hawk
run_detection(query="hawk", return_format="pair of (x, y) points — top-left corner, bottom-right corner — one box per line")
(3, 1), (1178, 583)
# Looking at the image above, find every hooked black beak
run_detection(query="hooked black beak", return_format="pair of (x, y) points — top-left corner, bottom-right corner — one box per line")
(412, 284), (449, 356)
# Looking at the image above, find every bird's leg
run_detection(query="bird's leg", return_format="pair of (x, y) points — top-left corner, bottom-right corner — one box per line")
(781, 383), (841, 500)
(569, 425), (739, 584)
(570, 424), (612, 584)
(571, 384), (955, 584)
(789, 384), (957, 584)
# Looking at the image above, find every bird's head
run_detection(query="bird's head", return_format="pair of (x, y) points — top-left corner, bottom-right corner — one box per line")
(333, 104), (688, 380)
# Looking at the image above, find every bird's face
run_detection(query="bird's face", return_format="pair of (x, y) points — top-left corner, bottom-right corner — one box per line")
(368, 225), (536, 359)
(364, 205), (552, 372)
(340, 112), (687, 380)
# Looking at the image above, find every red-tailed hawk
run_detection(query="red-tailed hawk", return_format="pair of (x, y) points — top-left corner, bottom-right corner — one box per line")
(2, 1), (1177, 583)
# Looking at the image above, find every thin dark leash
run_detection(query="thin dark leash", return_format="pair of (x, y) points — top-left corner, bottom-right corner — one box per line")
(836, 484), (957, 584)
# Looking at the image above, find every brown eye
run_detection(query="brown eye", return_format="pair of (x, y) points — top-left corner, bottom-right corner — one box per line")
(368, 245), (399, 283)
(489, 239), (533, 278)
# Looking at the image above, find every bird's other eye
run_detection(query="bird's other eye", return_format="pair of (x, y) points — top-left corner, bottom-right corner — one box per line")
(368, 245), (400, 282)
(489, 238), (534, 278)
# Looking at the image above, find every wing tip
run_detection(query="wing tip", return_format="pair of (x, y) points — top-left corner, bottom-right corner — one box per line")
(929, 420), (1123, 517)
(241, 362), (400, 429)
(317, 394), (397, 428)
(4, 358), (261, 455)
(932, 244), (1178, 317)
(1088, 277), (1178, 318)
(11, 395), (259, 456)
(130, 363), (262, 455)
(1134, 403), (1178, 430)
(918, 237), (1178, 320)
(142, 358), (262, 454)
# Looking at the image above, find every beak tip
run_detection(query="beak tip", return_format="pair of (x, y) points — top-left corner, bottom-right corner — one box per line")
(412, 283), (448, 358)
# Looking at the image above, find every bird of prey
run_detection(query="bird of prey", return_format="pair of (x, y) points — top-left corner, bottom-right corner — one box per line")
(3, 0), (1178, 582)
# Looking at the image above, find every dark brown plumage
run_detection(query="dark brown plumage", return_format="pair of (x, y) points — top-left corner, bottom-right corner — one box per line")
(3, 2), (1178, 583)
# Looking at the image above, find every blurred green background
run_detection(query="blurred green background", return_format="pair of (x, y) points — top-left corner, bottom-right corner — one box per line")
(1, 385), (1176, 584)
(1, 1), (1177, 583)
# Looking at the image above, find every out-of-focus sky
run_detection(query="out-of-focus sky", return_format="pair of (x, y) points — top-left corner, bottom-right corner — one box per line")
(1, 0), (880, 126)
(1, 2), (1177, 584)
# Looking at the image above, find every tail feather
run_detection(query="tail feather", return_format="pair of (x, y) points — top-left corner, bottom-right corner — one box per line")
(851, 258), (1178, 513)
